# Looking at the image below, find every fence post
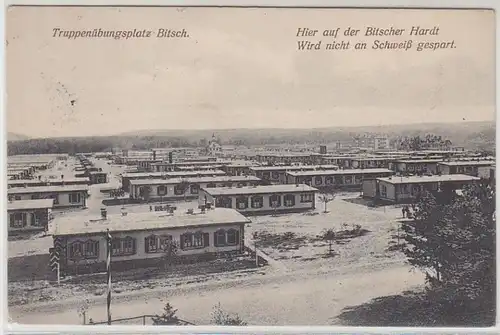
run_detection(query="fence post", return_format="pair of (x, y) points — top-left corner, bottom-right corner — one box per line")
(143, 315), (146, 325)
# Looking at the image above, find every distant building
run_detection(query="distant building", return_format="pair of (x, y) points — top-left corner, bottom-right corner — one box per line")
(128, 176), (261, 201)
(285, 168), (394, 190)
(50, 208), (250, 275)
(207, 133), (222, 156)
(121, 170), (227, 192)
(362, 174), (480, 204)
(199, 184), (318, 215)
(437, 160), (495, 178)
(7, 199), (54, 235)
(8, 185), (89, 209)
(8, 177), (90, 188)
(392, 159), (444, 175)
(250, 165), (339, 185)
(319, 145), (327, 154)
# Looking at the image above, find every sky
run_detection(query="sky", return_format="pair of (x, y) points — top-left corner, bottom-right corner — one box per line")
(6, 7), (496, 138)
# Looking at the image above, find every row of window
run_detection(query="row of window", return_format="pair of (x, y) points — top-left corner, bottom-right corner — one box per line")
(215, 193), (315, 209)
(8, 192), (83, 204)
(67, 230), (241, 259)
(8, 212), (43, 228)
(297, 174), (391, 186)
(138, 182), (254, 198)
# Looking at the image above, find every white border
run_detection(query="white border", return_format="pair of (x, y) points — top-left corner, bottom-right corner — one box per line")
(2, 0), (498, 334)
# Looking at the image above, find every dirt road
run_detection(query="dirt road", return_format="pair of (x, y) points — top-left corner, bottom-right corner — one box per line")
(10, 260), (424, 326)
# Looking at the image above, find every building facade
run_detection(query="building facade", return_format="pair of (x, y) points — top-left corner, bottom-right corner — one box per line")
(128, 176), (262, 201)
(437, 161), (495, 178)
(7, 199), (54, 235)
(50, 208), (250, 274)
(8, 185), (89, 209)
(285, 168), (394, 190)
(250, 165), (339, 185)
(199, 184), (318, 215)
(363, 174), (480, 204)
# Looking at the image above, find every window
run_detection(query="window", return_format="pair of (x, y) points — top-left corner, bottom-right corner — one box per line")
(69, 193), (81, 204)
(226, 229), (239, 246)
(344, 175), (353, 184)
(9, 212), (27, 228)
(180, 232), (209, 250)
(111, 237), (136, 256)
(284, 194), (295, 207)
(207, 183), (216, 188)
(84, 240), (99, 258)
(334, 176), (343, 185)
(262, 172), (270, 180)
(174, 185), (186, 196)
(157, 186), (167, 196)
(236, 196), (248, 210)
(237, 182), (247, 187)
(145, 234), (173, 253)
(271, 172), (279, 180)
(190, 184), (199, 194)
(214, 229), (226, 247)
(300, 193), (314, 203)
(314, 176), (323, 186)
(269, 194), (281, 208)
(30, 213), (42, 227)
(251, 195), (263, 208)
(69, 239), (99, 259)
(14, 196), (22, 201)
(225, 182), (233, 187)
(220, 197), (232, 208)
(411, 186), (420, 196)
(31, 194), (40, 200)
(304, 178), (312, 186)
(354, 175), (363, 184)
(325, 176), (334, 185)
(214, 229), (239, 247)
(380, 185), (387, 198)
(49, 194), (59, 205)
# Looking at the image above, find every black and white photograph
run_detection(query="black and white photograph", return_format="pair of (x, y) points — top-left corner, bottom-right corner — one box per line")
(5, 5), (496, 329)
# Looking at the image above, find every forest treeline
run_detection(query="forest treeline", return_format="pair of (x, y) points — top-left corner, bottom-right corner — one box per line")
(7, 122), (495, 155)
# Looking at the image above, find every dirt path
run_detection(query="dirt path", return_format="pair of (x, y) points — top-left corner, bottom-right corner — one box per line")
(10, 260), (424, 325)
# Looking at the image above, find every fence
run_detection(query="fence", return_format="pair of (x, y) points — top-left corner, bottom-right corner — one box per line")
(86, 315), (195, 326)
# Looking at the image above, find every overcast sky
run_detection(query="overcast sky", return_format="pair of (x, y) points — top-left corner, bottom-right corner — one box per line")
(6, 7), (495, 138)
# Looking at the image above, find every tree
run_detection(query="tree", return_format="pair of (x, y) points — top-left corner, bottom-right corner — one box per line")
(401, 190), (454, 283)
(322, 229), (336, 255)
(77, 298), (91, 325)
(319, 191), (336, 213)
(177, 179), (190, 201)
(152, 301), (181, 325)
(401, 181), (495, 323)
(211, 303), (247, 326)
(161, 239), (179, 271)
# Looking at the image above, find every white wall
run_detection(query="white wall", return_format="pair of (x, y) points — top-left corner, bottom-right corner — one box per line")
(362, 180), (377, 198)
(9, 191), (86, 208)
(200, 190), (316, 213)
(130, 181), (259, 200)
(64, 222), (244, 266)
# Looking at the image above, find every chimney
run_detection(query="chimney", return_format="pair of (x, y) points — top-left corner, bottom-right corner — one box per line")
(100, 207), (107, 220)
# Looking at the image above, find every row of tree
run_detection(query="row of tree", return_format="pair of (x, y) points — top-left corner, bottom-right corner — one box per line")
(397, 134), (453, 151)
(152, 302), (247, 326)
(401, 180), (495, 324)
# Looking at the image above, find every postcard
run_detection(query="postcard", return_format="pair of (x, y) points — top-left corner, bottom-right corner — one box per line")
(5, 6), (496, 328)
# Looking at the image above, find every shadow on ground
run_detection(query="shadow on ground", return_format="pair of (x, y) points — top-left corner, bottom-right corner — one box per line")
(333, 289), (495, 327)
